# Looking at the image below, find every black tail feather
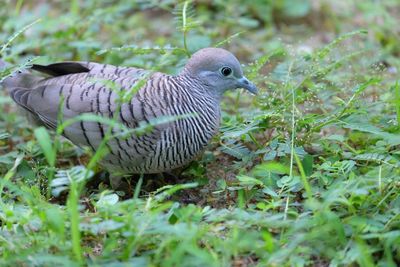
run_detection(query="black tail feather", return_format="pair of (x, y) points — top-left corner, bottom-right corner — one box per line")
(32, 62), (90, 77)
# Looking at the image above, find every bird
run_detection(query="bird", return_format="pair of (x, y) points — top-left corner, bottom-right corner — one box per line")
(1, 47), (258, 178)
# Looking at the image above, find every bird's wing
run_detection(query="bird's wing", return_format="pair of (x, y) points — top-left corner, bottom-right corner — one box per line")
(8, 62), (165, 151)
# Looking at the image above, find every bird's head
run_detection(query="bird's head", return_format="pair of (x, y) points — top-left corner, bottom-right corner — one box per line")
(181, 47), (258, 96)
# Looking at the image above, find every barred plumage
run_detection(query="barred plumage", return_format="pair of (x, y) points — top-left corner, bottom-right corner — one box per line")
(1, 48), (258, 174)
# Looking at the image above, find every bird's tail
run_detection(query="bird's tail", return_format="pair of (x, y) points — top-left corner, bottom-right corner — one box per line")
(0, 59), (41, 91)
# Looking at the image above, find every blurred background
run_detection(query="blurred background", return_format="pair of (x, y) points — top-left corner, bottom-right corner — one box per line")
(1, 0), (399, 70)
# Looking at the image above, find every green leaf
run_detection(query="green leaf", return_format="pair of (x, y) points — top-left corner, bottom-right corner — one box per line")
(45, 206), (65, 236)
(97, 193), (119, 207)
(255, 161), (290, 175)
(237, 175), (264, 187)
(301, 155), (314, 176)
(342, 120), (400, 146)
(34, 127), (55, 166)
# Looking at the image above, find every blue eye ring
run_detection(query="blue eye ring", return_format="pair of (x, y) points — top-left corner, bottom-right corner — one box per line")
(220, 67), (232, 76)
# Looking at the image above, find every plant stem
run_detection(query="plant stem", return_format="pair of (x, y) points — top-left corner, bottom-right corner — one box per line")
(67, 179), (83, 263)
(294, 151), (312, 199)
(182, 1), (190, 57)
(394, 81), (400, 128)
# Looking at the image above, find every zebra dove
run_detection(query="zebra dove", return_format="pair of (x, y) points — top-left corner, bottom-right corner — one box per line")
(1, 48), (258, 175)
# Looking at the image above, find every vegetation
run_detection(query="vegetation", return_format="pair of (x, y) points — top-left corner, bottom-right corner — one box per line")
(1, 0), (399, 266)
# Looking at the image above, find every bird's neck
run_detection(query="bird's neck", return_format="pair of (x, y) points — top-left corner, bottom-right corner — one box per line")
(170, 74), (221, 121)
(174, 74), (223, 102)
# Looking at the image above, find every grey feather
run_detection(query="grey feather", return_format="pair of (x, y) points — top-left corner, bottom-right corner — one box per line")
(1, 48), (258, 174)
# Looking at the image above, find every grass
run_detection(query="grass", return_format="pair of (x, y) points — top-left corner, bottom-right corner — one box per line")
(1, 0), (400, 266)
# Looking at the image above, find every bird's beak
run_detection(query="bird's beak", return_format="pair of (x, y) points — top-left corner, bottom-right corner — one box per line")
(237, 76), (258, 95)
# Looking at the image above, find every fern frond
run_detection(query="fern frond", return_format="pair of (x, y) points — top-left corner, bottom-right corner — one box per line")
(219, 140), (252, 159)
(51, 166), (94, 197)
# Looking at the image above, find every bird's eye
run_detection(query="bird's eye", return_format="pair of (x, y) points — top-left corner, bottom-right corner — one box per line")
(220, 67), (232, 76)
